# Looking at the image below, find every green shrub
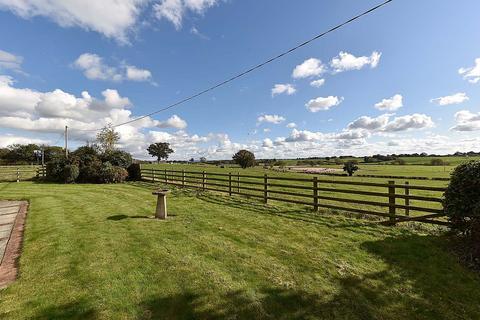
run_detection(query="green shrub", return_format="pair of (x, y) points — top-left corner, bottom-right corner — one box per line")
(127, 163), (142, 181)
(77, 158), (102, 183)
(63, 164), (79, 183)
(444, 161), (480, 228)
(45, 146), (133, 184)
(101, 150), (132, 168)
(444, 161), (480, 261)
(99, 162), (128, 183)
(46, 157), (79, 183)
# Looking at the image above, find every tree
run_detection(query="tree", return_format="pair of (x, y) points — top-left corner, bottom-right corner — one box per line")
(96, 124), (120, 153)
(5, 144), (39, 163)
(343, 161), (359, 176)
(147, 143), (174, 162)
(199, 157), (207, 163)
(444, 161), (480, 262)
(232, 150), (255, 169)
(43, 146), (64, 162)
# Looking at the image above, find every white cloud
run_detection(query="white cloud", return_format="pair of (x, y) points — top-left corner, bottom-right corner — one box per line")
(0, 134), (49, 148)
(348, 113), (433, 132)
(263, 128), (271, 133)
(126, 65), (152, 82)
(286, 122), (297, 128)
(459, 58), (480, 84)
(0, 49), (23, 72)
(262, 138), (274, 148)
(154, 0), (219, 30)
(430, 92), (469, 106)
(157, 114), (187, 129)
(374, 94), (403, 111)
(0, 0), (147, 43)
(0, 75), (41, 117)
(257, 114), (285, 124)
(348, 114), (390, 130)
(73, 53), (122, 81)
(271, 84), (296, 97)
(305, 96), (343, 112)
(330, 51), (381, 73)
(292, 58), (325, 79)
(451, 110), (480, 131)
(73, 53), (153, 83)
(333, 129), (370, 140)
(286, 129), (325, 142)
(310, 79), (325, 88)
(383, 114), (434, 132)
(190, 26), (209, 40)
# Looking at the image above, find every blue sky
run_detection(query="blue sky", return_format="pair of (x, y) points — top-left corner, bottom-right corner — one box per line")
(0, 0), (479, 160)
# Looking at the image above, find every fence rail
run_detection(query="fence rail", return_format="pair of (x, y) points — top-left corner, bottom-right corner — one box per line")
(0, 165), (45, 182)
(141, 168), (448, 226)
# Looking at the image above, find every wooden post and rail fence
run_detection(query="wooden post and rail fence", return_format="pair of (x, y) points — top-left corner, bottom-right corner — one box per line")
(141, 168), (448, 226)
(0, 165), (46, 182)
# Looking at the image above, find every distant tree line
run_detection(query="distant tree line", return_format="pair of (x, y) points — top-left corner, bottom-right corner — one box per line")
(0, 144), (64, 165)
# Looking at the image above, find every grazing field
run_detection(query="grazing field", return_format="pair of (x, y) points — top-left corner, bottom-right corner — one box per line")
(257, 155), (479, 168)
(321, 163), (454, 179)
(143, 162), (454, 180)
(1, 182), (479, 319)
(142, 163), (448, 224)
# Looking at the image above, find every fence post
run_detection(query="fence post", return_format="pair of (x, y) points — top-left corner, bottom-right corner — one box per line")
(164, 169), (167, 184)
(202, 171), (206, 190)
(405, 181), (410, 216)
(152, 168), (155, 182)
(313, 177), (319, 212)
(228, 172), (232, 196)
(237, 172), (240, 192)
(388, 180), (396, 225)
(264, 174), (268, 204)
(16, 167), (19, 182)
(182, 170), (186, 187)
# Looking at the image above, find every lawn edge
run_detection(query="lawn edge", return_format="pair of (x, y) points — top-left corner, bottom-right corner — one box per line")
(0, 201), (28, 289)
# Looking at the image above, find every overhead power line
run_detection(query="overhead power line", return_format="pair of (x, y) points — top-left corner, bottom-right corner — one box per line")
(74, 0), (393, 132)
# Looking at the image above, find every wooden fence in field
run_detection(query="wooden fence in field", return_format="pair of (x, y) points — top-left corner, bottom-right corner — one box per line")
(0, 165), (45, 182)
(141, 168), (448, 226)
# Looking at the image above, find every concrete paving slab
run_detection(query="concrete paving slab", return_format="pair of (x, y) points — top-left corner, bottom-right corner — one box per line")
(0, 230), (11, 239)
(0, 201), (26, 287)
(0, 214), (16, 225)
(0, 203), (18, 264)
(0, 208), (18, 215)
(0, 202), (22, 208)
(0, 238), (7, 260)
(0, 224), (12, 232)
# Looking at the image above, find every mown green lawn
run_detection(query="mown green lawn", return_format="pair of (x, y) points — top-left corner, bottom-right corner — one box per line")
(1, 182), (479, 319)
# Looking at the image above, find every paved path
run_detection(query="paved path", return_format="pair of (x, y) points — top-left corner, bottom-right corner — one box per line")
(0, 201), (23, 265)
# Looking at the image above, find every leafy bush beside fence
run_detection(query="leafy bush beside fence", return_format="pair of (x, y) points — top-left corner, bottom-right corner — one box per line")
(444, 160), (480, 266)
(44, 146), (133, 184)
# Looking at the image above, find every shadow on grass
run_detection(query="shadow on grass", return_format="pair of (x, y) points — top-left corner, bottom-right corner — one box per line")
(196, 191), (385, 231)
(107, 214), (152, 221)
(29, 300), (97, 320)
(139, 234), (480, 320)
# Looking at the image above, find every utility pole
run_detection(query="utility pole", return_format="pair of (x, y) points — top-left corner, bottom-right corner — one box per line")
(65, 125), (69, 159)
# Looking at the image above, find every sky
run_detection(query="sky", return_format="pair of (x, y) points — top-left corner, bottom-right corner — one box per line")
(0, 0), (479, 160)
